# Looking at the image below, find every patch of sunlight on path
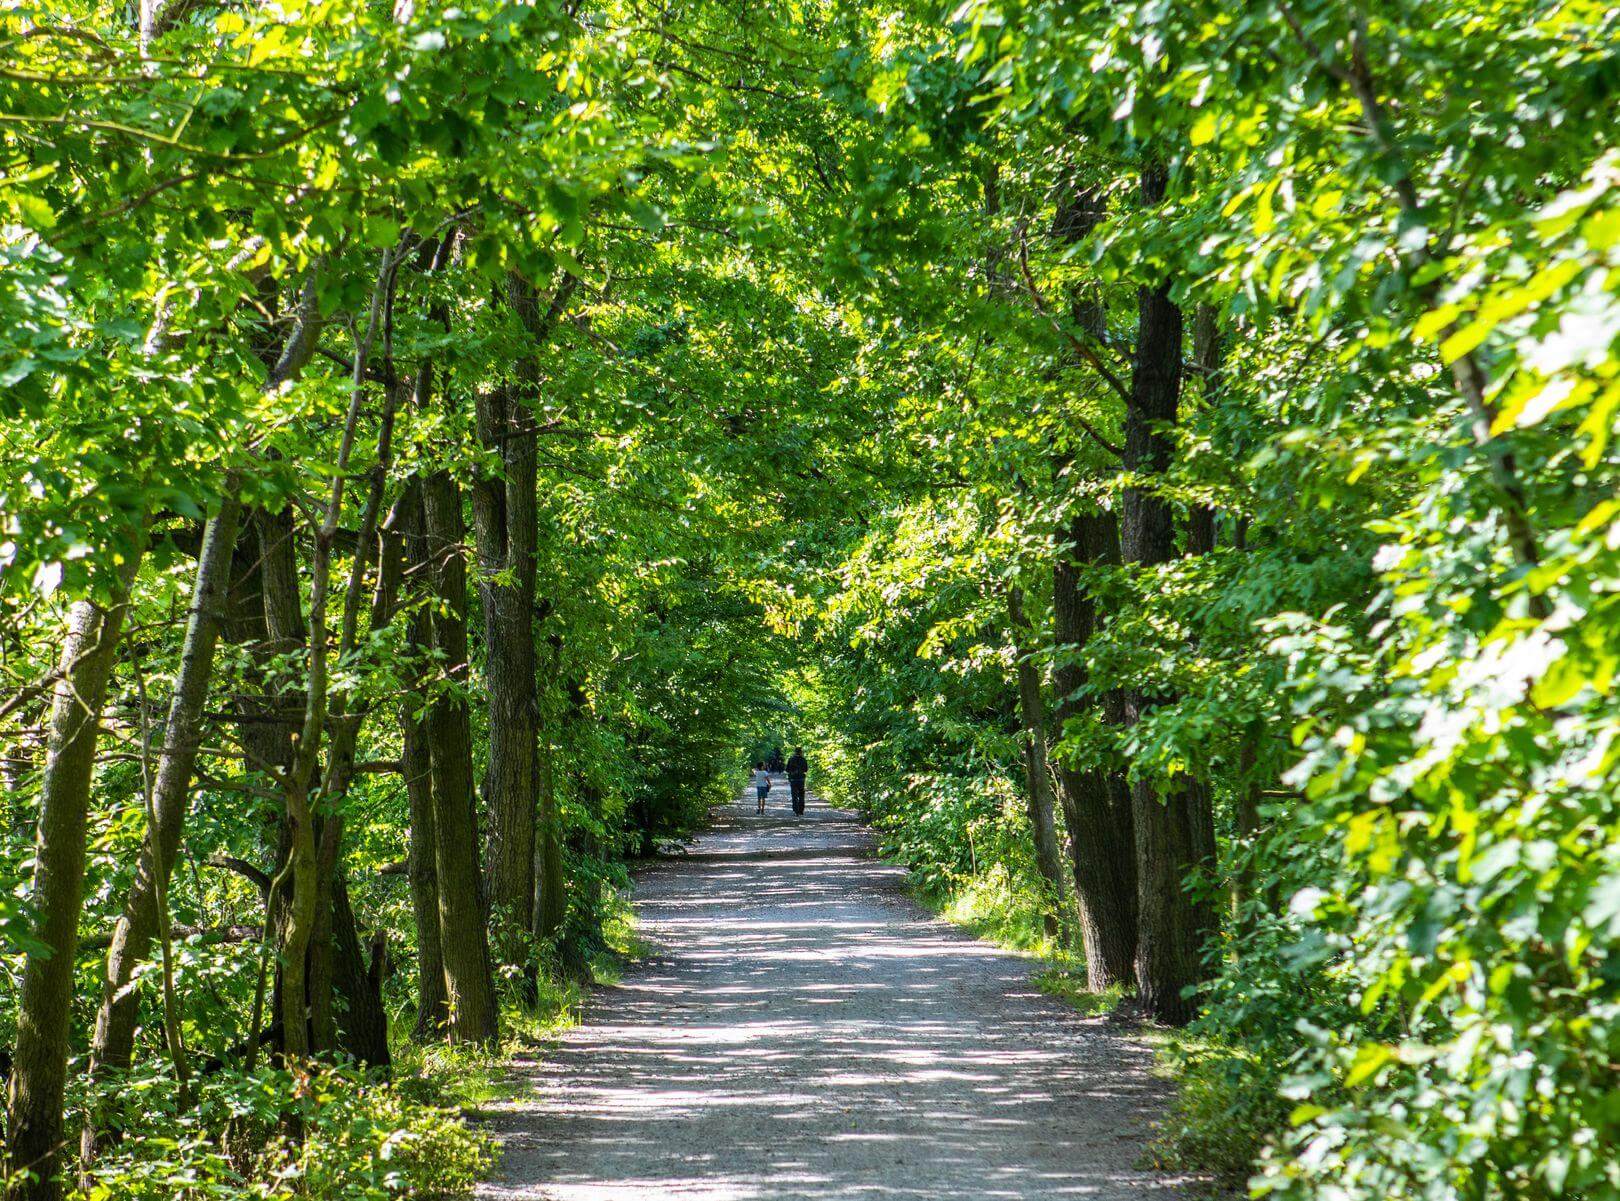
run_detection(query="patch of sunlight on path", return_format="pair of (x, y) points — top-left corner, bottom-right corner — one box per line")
(476, 790), (1200, 1200)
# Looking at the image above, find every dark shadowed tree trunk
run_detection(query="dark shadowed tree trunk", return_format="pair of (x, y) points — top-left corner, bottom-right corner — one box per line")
(471, 377), (538, 952)
(421, 472), (500, 1044)
(1122, 163), (1217, 1026)
(473, 273), (575, 978)
(252, 504), (304, 1057)
(1046, 180), (1140, 988)
(534, 635), (579, 953)
(1187, 304), (1222, 557)
(4, 546), (143, 1201)
(330, 875), (390, 1065)
(396, 245), (451, 1040)
(278, 251), (396, 1065)
(306, 357), (404, 1070)
(1005, 586), (1067, 938)
(533, 728), (567, 941)
(1051, 511), (1139, 989)
(399, 509), (449, 1038)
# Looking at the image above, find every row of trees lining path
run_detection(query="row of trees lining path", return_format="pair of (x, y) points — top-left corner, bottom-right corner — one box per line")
(4, 1), (1617, 1199)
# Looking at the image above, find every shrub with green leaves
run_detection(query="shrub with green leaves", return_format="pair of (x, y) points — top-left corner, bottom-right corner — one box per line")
(71, 1063), (492, 1200)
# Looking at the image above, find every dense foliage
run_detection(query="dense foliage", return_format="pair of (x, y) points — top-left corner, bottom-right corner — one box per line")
(786, 2), (1620, 1198)
(4, 0), (1619, 1199)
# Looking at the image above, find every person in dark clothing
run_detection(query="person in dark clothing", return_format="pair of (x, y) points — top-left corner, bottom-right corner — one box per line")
(785, 747), (808, 815)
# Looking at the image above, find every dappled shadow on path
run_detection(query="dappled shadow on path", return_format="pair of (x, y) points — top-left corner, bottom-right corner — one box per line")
(478, 793), (1196, 1200)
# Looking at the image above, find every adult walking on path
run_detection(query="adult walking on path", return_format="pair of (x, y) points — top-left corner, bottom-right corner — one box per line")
(786, 746), (808, 815)
(478, 786), (1196, 1200)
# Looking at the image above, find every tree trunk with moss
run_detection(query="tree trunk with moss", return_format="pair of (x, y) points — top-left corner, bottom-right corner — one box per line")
(5, 548), (143, 1201)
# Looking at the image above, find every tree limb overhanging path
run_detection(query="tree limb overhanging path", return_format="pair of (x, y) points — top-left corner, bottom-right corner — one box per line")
(478, 790), (1199, 1200)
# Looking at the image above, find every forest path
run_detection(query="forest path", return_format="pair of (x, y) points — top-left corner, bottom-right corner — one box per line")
(476, 788), (1195, 1200)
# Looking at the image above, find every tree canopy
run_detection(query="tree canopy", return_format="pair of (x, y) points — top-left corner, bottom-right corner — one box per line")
(4, 1), (1619, 1199)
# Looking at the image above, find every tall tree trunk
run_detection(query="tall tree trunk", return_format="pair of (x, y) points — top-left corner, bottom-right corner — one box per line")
(254, 505), (304, 1056)
(238, 272), (325, 1061)
(420, 472), (500, 1044)
(306, 355), (404, 1068)
(4, 546), (144, 1201)
(533, 729), (566, 941)
(278, 249), (396, 1063)
(1005, 587), (1067, 938)
(396, 245), (451, 1040)
(404, 243), (496, 1042)
(1123, 162), (1215, 1026)
(81, 494), (242, 1161)
(474, 272), (575, 979)
(1046, 179), (1139, 988)
(401, 585), (449, 1041)
(473, 382), (538, 954)
(1051, 511), (1139, 989)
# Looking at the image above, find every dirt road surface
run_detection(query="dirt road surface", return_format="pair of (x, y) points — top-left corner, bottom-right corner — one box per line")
(477, 790), (1195, 1200)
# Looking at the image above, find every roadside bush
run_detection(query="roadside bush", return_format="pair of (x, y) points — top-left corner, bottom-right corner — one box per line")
(72, 1062), (493, 1200)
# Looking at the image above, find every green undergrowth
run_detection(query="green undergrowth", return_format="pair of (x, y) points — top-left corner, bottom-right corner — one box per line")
(73, 1055), (498, 1201)
(1032, 971), (1129, 1017)
(928, 867), (1066, 958)
(911, 867), (1129, 1014)
(1142, 1031), (1291, 1193)
(69, 891), (646, 1201)
(591, 894), (654, 982)
(910, 864), (1134, 1016)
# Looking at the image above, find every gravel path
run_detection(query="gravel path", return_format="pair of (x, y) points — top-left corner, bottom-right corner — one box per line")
(477, 790), (1196, 1200)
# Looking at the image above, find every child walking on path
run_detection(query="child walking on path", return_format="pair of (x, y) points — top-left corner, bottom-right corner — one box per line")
(752, 764), (772, 814)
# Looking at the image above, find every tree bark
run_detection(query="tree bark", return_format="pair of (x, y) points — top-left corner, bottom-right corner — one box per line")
(1051, 511), (1139, 989)
(404, 241), (497, 1042)
(1044, 178), (1141, 988)
(330, 874), (389, 1066)
(474, 272), (575, 974)
(226, 276), (325, 1065)
(278, 249), (397, 1064)
(473, 384), (538, 953)
(1123, 162), (1216, 1026)
(4, 547), (143, 1201)
(306, 359), (404, 1068)
(252, 505), (304, 1057)
(533, 728), (566, 941)
(401, 577), (449, 1041)
(1005, 587), (1067, 938)
(80, 492), (242, 1159)
(421, 472), (500, 1044)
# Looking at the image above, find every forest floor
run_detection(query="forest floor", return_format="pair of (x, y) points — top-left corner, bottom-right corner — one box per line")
(475, 789), (1200, 1200)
